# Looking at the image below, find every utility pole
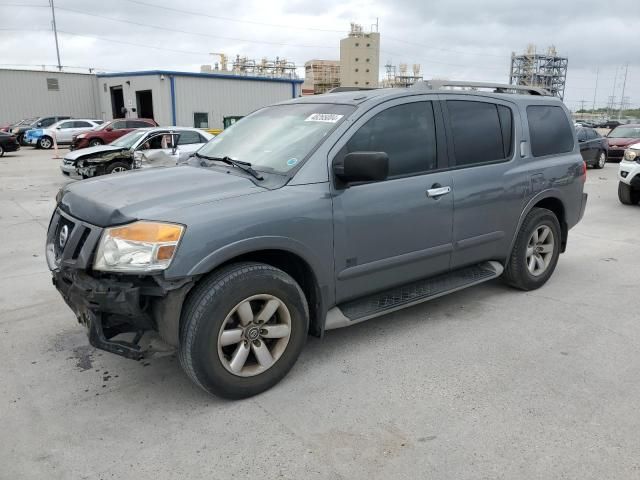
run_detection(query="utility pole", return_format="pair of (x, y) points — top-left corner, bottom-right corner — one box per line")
(608, 66), (618, 118)
(50, 0), (62, 71)
(617, 63), (628, 121)
(579, 99), (586, 112)
(591, 66), (599, 113)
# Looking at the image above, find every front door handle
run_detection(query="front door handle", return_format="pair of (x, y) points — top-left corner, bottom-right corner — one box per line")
(426, 185), (451, 198)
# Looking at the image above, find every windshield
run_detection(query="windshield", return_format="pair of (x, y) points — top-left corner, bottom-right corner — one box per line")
(196, 103), (355, 174)
(608, 127), (640, 139)
(109, 130), (148, 148)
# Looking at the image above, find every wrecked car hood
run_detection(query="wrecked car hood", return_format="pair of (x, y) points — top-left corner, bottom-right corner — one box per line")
(64, 145), (128, 162)
(59, 165), (264, 227)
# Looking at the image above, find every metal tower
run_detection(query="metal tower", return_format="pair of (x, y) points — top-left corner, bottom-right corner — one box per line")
(509, 45), (568, 100)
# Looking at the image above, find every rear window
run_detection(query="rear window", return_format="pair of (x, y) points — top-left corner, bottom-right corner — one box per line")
(527, 105), (574, 157)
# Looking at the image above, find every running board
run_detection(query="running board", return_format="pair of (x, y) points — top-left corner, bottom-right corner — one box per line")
(325, 261), (503, 330)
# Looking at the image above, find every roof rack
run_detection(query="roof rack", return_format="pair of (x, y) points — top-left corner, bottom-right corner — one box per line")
(327, 86), (378, 93)
(411, 80), (551, 96)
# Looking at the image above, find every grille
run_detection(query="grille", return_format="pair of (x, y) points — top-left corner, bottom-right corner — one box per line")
(54, 217), (75, 259)
(608, 149), (624, 159)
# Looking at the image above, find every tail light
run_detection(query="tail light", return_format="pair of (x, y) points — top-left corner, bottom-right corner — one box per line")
(580, 161), (587, 181)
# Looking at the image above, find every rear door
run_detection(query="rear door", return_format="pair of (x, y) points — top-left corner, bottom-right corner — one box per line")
(331, 97), (454, 302)
(106, 120), (128, 142)
(441, 96), (525, 269)
(54, 120), (76, 143)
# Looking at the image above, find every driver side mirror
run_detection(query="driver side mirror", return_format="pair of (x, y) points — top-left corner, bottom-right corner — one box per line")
(333, 151), (389, 184)
(105, 127), (113, 132)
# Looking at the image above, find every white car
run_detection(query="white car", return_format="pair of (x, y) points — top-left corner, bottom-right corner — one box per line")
(618, 143), (640, 205)
(60, 127), (214, 178)
(25, 119), (103, 149)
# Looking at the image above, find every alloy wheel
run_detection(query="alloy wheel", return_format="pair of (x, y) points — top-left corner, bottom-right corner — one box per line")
(217, 294), (292, 377)
(111, 166), (126, 173)
(40, 138), (52, 149)
(526, 225), (555, 276)
(598, 152), (606, 168)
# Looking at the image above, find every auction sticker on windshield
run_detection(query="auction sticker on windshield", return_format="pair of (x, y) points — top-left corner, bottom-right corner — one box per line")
(305, 113), (344, 123)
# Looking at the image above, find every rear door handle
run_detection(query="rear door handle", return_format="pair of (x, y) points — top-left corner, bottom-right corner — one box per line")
(426, 185), (451, 198)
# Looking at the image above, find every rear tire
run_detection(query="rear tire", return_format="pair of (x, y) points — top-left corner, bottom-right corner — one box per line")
(88, 138), (103, 147)
(179, 262), (309, 399)
(503, 208), (561, 291)
(104, 161), (130, 174)
(38, 136), (53, 149)
(593, 151), (606, 169)
(0, 145), (4, 157)
(618, 182), (640, 205)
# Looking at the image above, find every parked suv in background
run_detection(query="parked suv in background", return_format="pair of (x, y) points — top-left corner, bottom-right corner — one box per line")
(48, 81), (587, 399)
(576, 126), (608, 168)
(12, 115), (71, 145)
(70, 118), (158, 150)
(618, 143), (640, 205)
(24, 119), (103, 149)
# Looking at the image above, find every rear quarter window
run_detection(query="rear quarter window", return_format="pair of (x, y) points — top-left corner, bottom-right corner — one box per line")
(527, 105), (574, 157)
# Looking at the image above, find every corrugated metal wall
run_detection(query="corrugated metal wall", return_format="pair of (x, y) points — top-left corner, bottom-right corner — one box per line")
(174, 76), (298, 129)
(0, 69), (100, 122)
(96, 74), (171, 124)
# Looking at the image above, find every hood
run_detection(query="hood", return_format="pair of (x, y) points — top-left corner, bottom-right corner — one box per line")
(59, 165), (264, 227)
(64, 145), (127, 161)
(607, 137), (639, 147)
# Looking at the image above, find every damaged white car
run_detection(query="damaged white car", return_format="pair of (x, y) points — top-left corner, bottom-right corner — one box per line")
(60, 127), (214, 178)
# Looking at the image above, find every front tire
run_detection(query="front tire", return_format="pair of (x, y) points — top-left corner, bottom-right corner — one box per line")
(38, 136), (53, 149)
(104, 161), (130, 174)
(88, 138), (103, 147)
(503, 208), (561, 291)
(179, 262), (309, 399)
(618, 182), (640, 205)
(594, 151), (606, 169)
(0, 145), (4, 157)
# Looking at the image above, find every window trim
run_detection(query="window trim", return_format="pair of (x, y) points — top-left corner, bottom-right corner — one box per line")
(440, 97), (516, 171)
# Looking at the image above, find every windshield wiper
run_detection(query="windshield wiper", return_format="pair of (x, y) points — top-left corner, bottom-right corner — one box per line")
(195, 153), (264, 180)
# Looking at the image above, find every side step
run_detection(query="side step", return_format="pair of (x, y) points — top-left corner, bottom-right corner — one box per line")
(325, 261), (503, 330)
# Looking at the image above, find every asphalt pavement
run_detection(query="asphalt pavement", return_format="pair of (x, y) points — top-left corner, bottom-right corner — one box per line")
(1, 148), (639, 479)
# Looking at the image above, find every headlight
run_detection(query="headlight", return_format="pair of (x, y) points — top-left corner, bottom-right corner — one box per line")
(624, 149), (637, 161)
(55, 187), (65, 204)
(77, 133), (86, 139)
(94, 221), (185, 272)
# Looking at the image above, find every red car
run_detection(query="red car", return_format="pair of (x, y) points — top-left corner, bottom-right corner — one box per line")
(70, 118), (158, 150)
(606, 124), (640, 162)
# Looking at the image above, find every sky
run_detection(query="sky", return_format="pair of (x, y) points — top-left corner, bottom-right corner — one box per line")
(0, 0), (637, 112)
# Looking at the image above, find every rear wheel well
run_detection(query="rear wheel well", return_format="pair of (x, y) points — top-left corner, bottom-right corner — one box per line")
(209, 250), (323, 337)
(531, 197), (567, 252)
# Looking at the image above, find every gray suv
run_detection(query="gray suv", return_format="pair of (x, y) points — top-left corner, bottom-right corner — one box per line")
(47, 81), (588, 399)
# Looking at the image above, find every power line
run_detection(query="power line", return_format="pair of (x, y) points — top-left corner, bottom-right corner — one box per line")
(123, 0), (346, 33)
(53, 5), (336, 49)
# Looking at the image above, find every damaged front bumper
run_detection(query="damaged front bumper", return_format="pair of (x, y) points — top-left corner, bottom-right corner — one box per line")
(47, 208), (193, 359)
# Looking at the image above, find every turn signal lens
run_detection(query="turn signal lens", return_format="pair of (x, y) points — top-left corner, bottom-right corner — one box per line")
(109, 222), (183, 243)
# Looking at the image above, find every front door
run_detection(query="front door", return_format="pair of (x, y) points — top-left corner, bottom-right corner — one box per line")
(331, 98), (453, 303)
(441, 97), (526, 269)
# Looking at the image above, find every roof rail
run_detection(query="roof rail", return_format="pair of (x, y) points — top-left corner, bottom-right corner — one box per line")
(411, 80), (551, 96)
(327, 86), (378, 93)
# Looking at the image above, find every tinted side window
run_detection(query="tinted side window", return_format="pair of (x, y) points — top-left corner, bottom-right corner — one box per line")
(447, 100), (509, 166)
(527, 105), (574, 157)
(587, 128), (599, 140)
(112, 121), (127, 130)
(72, 121), (92, 128)
(576, 128), (587, 141)
(40, 118), (56, 127)
(177, 131), (201, 145)
(346, 101), (437, 177)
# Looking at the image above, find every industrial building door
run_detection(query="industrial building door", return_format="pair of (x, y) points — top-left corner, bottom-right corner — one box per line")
(110, 86), (125, 119)
(136, 90), (154, 120)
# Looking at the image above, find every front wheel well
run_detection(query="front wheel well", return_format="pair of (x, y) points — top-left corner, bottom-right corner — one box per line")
(531, 197), (567, 252)
(202, 250), (323, 337)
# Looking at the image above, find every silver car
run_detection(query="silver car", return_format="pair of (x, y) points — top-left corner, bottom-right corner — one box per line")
(60, 127), (214, 178)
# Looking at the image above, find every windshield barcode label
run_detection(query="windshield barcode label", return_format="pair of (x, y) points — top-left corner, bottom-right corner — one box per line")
(305, 113), (344, 123)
